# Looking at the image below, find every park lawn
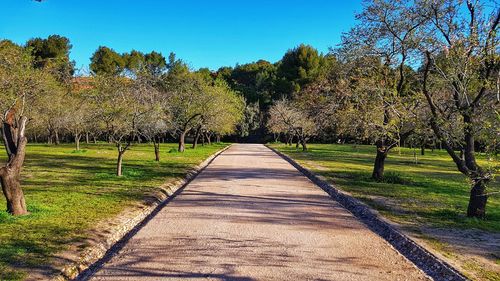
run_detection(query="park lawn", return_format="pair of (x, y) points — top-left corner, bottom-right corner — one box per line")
(0, 142), (227, 281)
(270, 143), (500, 280)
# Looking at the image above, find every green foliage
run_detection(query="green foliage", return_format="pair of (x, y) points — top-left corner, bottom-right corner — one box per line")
(0, 143), (227, 279)
(166, 52), (189, 76)
(25, 35), (74, 81)
(123, 50), (145, 73)
(144, 51), (166, 76)
(195, 67), (213, 83)
(276, 44), (327, 96)
(0, 40), (63, 119)
(90, 46), (126, 76)
(237, 102), (260, 137)
(224, 60), (277, 108)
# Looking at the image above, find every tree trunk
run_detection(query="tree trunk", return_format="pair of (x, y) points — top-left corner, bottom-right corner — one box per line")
(216, 135), (221, 143)
(201, 132), (205, 146)
(117, 151), (124, 176)
(153, 137), (160, 161)
(301, 138), (307, 151)
(372, 143), (388, 181)
(421, 54), (489, 218)
(193, 126), (201, 149)
(467, 179), (488, 218)
(85, 132), (90, 144)
(178, 130), (187, 152)
(115, 141), (130, 176)
(55, 130), (60, 145)
(93, 136), (97, 144)
(75, 133), (81, 151)
(206, 133), (211, 145)
(0, 169), (27, 215)
(421, 145), (425, 156)
(0, 115), (29, 215)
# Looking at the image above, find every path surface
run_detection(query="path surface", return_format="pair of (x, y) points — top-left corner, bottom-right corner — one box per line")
(89, 144), (428, 281)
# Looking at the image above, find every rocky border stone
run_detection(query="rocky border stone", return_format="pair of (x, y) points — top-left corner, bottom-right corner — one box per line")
(51, 145), (232, 281)
(266, 145), (469, 281)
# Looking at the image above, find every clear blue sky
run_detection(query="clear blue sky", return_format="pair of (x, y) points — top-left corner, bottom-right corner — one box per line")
(0, 0), (362, 71)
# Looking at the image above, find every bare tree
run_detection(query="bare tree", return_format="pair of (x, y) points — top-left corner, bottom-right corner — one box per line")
(338, 0), (425, 180)
(91, 75), (141, 176)
(418, 0), (499, 217)
(268, 99), (317, 151)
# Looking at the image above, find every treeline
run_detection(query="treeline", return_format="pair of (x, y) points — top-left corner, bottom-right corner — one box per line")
(212, 45), (333, 141)
(0, 37), (244, 215)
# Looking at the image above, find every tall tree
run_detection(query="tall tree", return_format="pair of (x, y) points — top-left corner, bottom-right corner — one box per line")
(418, 0), (499, 217)
(90, 75), (140, 176)
(268, 98), (317, 151)
(26, 35), (75, 81)
(90, 46), (126, 76)
(144, 51), (167, 77)
(200, 79), (245, 142)
(276, 44), (327, 97)
(162, 72), (206, 152)
(341, 0), (424, 180)
(0, 40), (62, 215)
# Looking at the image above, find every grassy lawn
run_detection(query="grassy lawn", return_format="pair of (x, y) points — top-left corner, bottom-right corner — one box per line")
(270, 143), (499, 280)
(0, 142), (227, 280)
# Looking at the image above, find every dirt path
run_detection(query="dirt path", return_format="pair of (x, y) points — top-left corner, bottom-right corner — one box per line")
(87, 144), (429, 281)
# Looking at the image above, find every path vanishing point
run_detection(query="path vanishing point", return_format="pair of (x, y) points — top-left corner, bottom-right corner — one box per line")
(88, 144), (429, 281)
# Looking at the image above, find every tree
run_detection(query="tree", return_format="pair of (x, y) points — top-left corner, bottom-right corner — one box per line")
(26, 35), (75, 82)
(125, 51), (168, 160)
(123, 50), (146, 76)
(162, 72), (206, 152)
(144, 51), (167, 77)
(65, 89), (91, 151)
(0, 40), (62, 215)
(201, 79), (245, 142)
(237, 102), (261, 139)
(90, 46), (126, 76)
(418, 0), (499, 217)
(268, 99), (317, 151)
(276, 44), (327, 97)
(228, 60), (277, 109)
(134, 76), (168, 161)
(340, 0), (424, 180)
(31, 82), (67, 145)
(90, 75), (139, 176)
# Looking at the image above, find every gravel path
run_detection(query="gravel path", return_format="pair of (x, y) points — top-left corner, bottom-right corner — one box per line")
(88, 144), (429, 281)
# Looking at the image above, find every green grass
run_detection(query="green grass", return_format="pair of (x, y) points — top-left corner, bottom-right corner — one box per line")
(270, 143), (499, 231)
(0, 142), (227, 280)
(271, 143), (500, 280)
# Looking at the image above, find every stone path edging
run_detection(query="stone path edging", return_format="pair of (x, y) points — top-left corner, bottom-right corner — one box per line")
(266, 145), (468, 281)
(52, 145), (232, 281)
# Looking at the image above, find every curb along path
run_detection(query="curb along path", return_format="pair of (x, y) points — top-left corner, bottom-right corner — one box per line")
(267, 145), (467, 281)
(84, 144), (430, 281)
(59, 145), (232, 281)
